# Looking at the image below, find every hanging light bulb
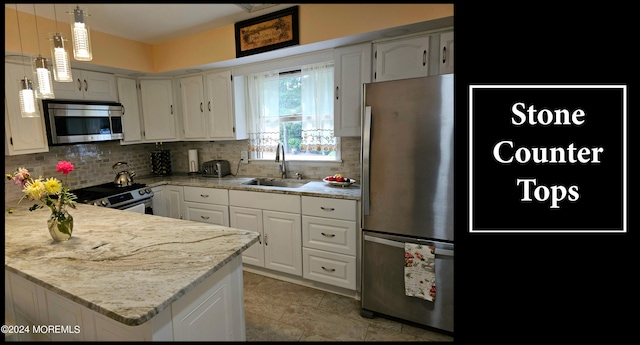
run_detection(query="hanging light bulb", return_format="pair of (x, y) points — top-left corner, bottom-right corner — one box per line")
(49, 4), (73, 82)
(69, 6), (92, 61)
(32, 4), (55, 99)
(14, 4), (40, 118)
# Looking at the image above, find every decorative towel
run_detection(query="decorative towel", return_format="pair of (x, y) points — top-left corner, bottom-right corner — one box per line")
(404, 243), (436, 301)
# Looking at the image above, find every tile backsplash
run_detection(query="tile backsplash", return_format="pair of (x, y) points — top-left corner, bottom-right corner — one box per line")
(4, 138), (361, 207)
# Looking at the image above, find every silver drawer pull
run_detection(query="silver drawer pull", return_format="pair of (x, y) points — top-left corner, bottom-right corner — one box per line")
(321, 232), (336, 238)
(321, 266), (336, 272)
(200, 216), (209, 220)
(200, 194), (209, 198)
(320, 206), (335, 211)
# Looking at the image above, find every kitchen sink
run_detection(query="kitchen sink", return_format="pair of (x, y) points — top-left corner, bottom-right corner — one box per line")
(242, 178), (309, 188)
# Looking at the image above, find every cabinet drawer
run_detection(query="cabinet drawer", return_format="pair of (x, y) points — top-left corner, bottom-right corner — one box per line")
(184, 186), (228, 205)
(301, 196), (356, 221)
(302, 248), (356, 290)
(184, 202), (229, 226)
(229, 190), (300, 213)
(302, 216), (356, 255)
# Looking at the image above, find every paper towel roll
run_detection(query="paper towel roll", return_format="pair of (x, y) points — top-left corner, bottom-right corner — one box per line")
(188, 149), (199, 172)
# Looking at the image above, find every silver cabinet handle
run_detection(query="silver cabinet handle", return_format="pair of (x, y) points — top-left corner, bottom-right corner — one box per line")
(170, 105), (173, 114)
(321, 266), (336, 272)
(423, 50), (427, 66)
(320, 206), (335, 211)
(208, 101), (211, 111)
(200, 215), (209, 220)
(258, 234), (262, 244)
(121, 104), (126, 115)
(77, 78), (82, 91)
(264, 234), (268, 246)
(442, 46), (447, 64)
(84, 79), (88, 92)
(335, 86), (339, 100)
(200, 102), (203, 112)
(321, 232), (335, 238)
(200, 194), (209, 198)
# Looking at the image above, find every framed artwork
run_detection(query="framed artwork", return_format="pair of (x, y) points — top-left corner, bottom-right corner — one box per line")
(234, 6), (299, 58)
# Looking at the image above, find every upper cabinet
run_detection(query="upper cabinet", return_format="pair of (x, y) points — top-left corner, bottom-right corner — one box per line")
(52, 69), (118, 102)
(139, 79), (179, 142)
(4, 62), (49, 155)
(116, 77), (143, 144)
(333, 42), (372, 137)
(438, 31), (454, 75)
(179, 70), (246, 141)
(373, 34), (430, 82)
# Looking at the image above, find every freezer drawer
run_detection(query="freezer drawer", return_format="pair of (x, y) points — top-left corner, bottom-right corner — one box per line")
(361, 231), (454, 333)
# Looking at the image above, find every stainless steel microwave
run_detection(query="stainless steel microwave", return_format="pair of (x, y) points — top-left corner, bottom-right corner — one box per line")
(42, 100), (124, 145)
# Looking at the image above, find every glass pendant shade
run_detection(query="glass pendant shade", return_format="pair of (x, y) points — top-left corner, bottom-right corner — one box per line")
(49, 33), (73, 82)
(70, 7), (92, 61)
(18, 78), (40, 118)
(34, 56), (55, 99)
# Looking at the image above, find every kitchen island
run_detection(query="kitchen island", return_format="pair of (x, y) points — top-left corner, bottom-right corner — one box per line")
(4, 203), (259, 341)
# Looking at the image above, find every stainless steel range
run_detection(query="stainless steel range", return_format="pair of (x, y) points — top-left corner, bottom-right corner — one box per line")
(72, 182), (154, 214)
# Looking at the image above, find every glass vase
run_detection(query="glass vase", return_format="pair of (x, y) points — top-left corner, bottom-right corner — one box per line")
(48, 210), (73, 241)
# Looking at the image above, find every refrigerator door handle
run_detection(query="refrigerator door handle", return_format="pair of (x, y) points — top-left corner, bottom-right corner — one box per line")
(362, 105), (372, 216)
(363, 234), (454, 257)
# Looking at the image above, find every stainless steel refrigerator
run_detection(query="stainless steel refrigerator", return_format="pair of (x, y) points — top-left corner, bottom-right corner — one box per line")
(360, 74), (454, 333)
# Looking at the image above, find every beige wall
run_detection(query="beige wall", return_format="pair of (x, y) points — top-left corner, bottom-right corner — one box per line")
(5, 4), (453, 74)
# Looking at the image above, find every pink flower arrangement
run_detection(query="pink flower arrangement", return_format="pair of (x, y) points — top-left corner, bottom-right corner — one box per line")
(6, 161), (78, 215)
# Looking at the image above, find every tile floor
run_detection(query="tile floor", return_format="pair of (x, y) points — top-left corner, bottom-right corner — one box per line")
(242, 271), (454, 342)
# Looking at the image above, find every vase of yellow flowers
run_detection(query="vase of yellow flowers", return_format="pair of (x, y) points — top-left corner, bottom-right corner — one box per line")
(7, 161), (78, 242)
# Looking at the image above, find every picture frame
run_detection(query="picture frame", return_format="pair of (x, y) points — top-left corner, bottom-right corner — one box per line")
(234, 5), (299, 58)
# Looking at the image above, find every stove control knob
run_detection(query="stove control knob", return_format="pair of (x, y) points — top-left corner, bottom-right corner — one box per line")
(145, 188), (152, 194)
(138, 189), (145, 195)
(93, 201), (99, 207)
(100, 199), (108, 206)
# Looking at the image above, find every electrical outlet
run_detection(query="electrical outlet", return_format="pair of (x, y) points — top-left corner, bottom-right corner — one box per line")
(240, 151), (248, 164)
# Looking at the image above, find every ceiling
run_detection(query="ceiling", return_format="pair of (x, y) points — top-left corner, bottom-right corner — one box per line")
(5, 3), (292, 45)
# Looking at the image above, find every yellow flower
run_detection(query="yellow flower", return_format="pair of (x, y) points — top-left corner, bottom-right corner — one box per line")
(44, 177), (63, 195)
(23, 179), (47, 200)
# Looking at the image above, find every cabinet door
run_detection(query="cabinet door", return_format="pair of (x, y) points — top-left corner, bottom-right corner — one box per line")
(333, 42), (371, 137)
(140, 79), (177, 141)
(204, 70), (237, 139)
(117, 77), (143, 143)
(4, 62), (49, 155)
(151, 186), (167, 217)
(439, 31), (454, 75)
(52, 68), (84, 100)
(180, 75), (207, 139)
(374, 34), (430, 82)
(263, 210), (302, 276)
(165, 185), (184, 220)
(82, 70), (118, 101)
(230, 206), (264, 267)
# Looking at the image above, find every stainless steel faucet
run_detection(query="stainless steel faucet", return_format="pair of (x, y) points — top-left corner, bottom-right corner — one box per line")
(275, 142), (286, 178)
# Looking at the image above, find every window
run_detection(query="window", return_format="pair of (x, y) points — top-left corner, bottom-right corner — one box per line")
(245, 60), (339, 161)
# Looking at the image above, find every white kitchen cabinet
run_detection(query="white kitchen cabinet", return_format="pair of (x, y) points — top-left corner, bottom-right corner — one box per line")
(333, 42), (371, 137)
(179, 75), (208, 140)
(183, 186), (229, 226)
(152, 185), (184, 219)
(4, 62), (49, 155)
(52, 69), (118, 101)
(438, 31), (454, 75)
(373, 34), (430, 82)
(179, 70), (246, 141)
(229, 190), (302, 276)
(140, 79), (178, 142)
(117, 77), (144, 144)
(301, 196), (357, 290)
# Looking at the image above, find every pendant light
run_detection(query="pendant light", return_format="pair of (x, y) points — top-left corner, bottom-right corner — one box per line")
(49, 4), (73, 82)
(69, 5), (92, 61)
(14, 4), (40, 118)
(32, 4), (55, 99)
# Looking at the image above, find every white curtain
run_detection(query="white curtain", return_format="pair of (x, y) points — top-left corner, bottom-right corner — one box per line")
(246, 70), (280, 155)
(300, 61), (336, 152)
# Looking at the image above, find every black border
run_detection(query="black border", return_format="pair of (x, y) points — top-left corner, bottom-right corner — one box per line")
(234, 5), (299, 58)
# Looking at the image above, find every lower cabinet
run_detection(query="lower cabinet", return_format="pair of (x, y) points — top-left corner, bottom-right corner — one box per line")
(151, 185), (184, 219)
(301, 196), (357, 290)
(183, 186), (229, 226)
(229, 190), (302, 276)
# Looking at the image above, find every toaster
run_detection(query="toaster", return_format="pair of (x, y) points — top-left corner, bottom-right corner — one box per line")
(202, 160), (231, 178)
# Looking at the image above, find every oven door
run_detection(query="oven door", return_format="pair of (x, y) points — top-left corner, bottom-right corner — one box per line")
(121, 199), (153, 214)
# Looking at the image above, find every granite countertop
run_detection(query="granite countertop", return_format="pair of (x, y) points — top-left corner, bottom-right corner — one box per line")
(4, 203), (260, 326)
(135, 173), (362, 201)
